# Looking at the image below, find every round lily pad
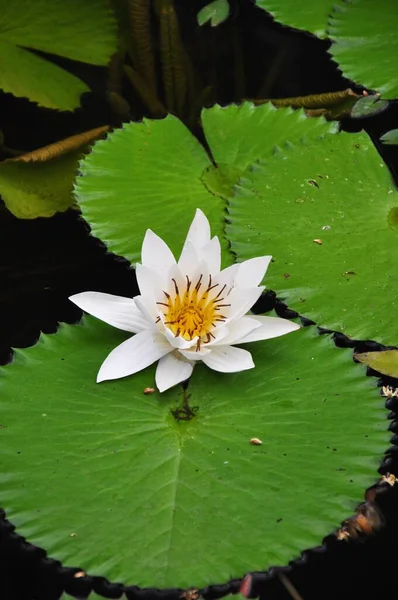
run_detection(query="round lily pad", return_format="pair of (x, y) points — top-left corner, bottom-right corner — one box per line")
(0, 317), (387, 588)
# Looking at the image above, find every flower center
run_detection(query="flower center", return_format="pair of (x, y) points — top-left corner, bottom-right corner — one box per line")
(157, 274), (230, 347)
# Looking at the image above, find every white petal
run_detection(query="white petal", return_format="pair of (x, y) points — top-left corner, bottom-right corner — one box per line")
(213, 316), (261, 346)
(203, 322), (231, 346)
(136, 263), (161, 300)
(155, 353), (194, 392)
(179, 346), (211, 361)
(199, 236), (221, 275)
(180, 208), (211, 256)
(163, 326), (197, 349)
(235, 256), (272, 288)
(178, 323), (230, 358)
(226, 287), (264, 322)
(178, 241), (199, 276)
(134, 295), (159, 327)
(202, 345), (255, 373)
(164, 263), (186, 298)
(69, 292), (147, 333)
(236, 315), (301, 344)
(141, 229), (176, 275)
(97, 330), (171, 382)
(213, 263), (238, 294)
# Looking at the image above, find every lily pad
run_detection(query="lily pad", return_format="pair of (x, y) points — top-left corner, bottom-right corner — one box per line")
(0, 151), (80, 218)
(75, 104), (332, 267)
(381, 129), (398, 146)
(197, 0), (230, 27)
(0, 0), (117, 109)
(355, 350), (398, 378)
(0, 318), (387, 587)
(0, 127), (109, 218)
(329, 0), (398, 98)
(255, 0), (333, 37)
(75, 117), (225, 265)
(224, 125), (398, 345)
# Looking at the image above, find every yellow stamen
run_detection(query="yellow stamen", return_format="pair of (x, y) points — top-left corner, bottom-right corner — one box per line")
(157, 274), (230, 347)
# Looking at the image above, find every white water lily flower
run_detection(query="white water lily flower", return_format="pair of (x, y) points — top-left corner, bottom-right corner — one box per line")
(69, 209), (300, 392)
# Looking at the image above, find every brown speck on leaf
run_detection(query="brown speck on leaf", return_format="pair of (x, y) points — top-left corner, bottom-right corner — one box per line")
(250, 437), (263, 445)
(381, 473), (397, 486)
(313, 238), (323, 245)
(74, 571), (86, 579)
(144, 387), (155, 394)
(307, 179), (319, 188)
(70, 533), (76, 538)
(283, 273), (291, 279)
(343, 271), (356, 276)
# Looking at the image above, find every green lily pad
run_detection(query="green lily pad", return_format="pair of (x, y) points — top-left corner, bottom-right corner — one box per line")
(0, 151), (80, 218)
(350, 96), (389, 119)
(225, 126), (398, 345)
(255, 0), (333, 37)
(381, 129), (398, 146)
(355, 350), (398, 378)
(75, 117), (227, 265)
(329, 0), (398, 98)
(75, 104), (332, 268)
(0, 0), (117, 109)
(0, 317), (387, 587)
(197, 0), (230, 27)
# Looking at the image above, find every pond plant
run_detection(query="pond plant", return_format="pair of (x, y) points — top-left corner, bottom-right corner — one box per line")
(0, 1), (398, 599)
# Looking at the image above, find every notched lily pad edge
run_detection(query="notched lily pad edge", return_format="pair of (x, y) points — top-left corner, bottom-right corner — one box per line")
(1, 464), (396, 600)
(0, 304), (396, 599)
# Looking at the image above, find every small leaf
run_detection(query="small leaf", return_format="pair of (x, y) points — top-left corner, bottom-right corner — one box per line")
(355, 350), (398, 378)
(350, 95), (389, 119)
(380, 129), (398, 146)
(197, 0), (230, 27)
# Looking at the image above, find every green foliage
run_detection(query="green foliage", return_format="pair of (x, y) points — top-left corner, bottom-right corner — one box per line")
(0, 319), (387, 587)
(255, 0), (333, 37)
(0, 41), (89, 111)
(350, 95), (389, 119)
(0, 1), (395, 591)
(0, 152), (79, 218)
(355, 350), (398, 378)
(0, 127), (109, 218)
(381, 129), (398, 145)
(224, 124), (398, 345)
(75, 116), (231, 265)
(0, 0), (117, 109)
(256, 0), (398, 99)
(330, 0), (398, 98)
(197, 0), (230, 27)
(77, 102), (398, 346)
